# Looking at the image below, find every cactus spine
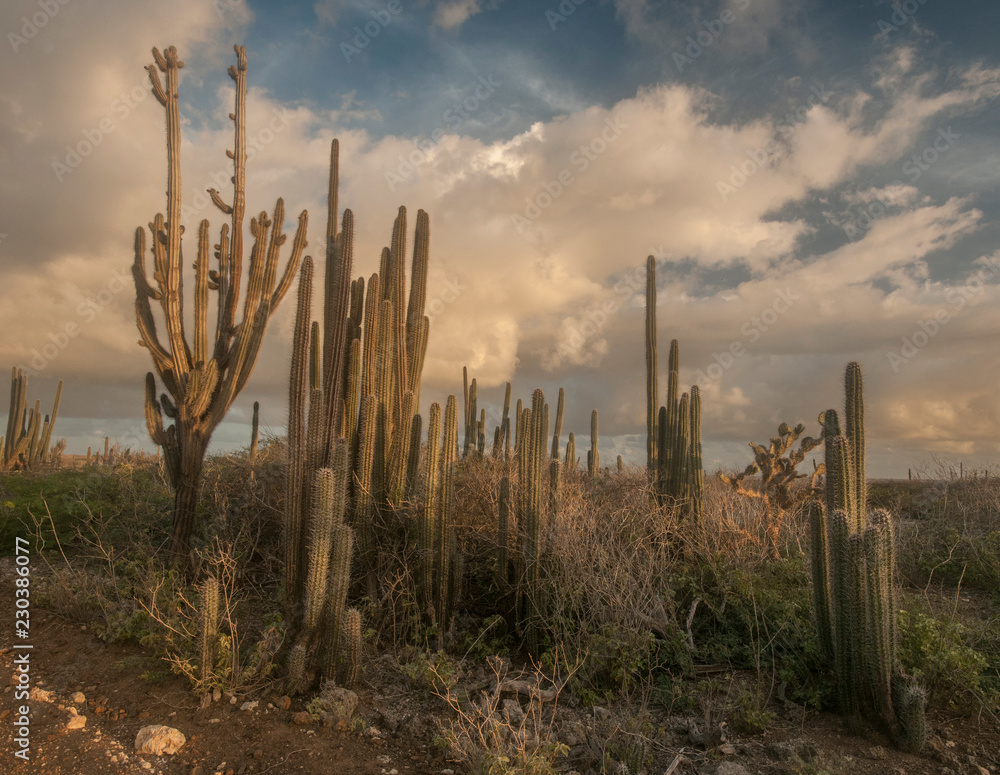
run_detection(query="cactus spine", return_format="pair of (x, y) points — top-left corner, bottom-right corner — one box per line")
(134, 46), (308, 561)
(811, 362), (925, 749)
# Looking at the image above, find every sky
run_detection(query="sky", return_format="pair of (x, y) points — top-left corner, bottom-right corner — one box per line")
(1, 0), (999, 477)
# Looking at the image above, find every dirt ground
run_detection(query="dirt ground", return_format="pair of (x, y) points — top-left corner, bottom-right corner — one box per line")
(2, 555), (998, 775)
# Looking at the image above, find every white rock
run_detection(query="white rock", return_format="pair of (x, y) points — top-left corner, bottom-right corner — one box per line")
(134, 725), (186, 756)
(240, 700), (258, 711)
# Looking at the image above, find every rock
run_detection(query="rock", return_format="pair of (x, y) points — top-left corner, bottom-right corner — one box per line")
(277, 695), (292, 711)
(318, 686), (359, 725)
(134, 725), (187, 755)
(718, 743), (738, 756)
(503, 699), (525, 726)
(239, 700), (258, 712)
(765, 742), (797, 762)
(213, 687), (221, 702)
(713, 764), (750, 775)
(71, 692), (86, 704)
(291, 711), (312, 726)
(66, 713), (87, 731)
(29, 687), (53, 703)
(592, 706), (611, 721)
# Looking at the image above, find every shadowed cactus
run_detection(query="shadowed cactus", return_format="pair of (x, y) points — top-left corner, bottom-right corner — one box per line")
(134, 46), (307, 562)
(199, 575), (220, 687)
(811, 362), (925, 749)
(588, 409), (599, 477)
(644, 257), (703, 520)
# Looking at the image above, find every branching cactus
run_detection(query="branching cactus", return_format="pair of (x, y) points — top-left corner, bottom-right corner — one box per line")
(134, 46), (308, 561)
(811, 362), (925, 750)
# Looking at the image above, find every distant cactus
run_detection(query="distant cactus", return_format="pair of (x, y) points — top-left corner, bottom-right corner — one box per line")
(811, 362), (925, 749)
(644, 258), (703, 519)
(3, 369), (63, 470)
(249, 401), (260, 464)
(588, 409), (599, 477)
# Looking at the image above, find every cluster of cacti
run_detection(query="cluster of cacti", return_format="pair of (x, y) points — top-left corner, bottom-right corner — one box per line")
(420, 397), (461, 633)
(2, 368), (63, 470)
(810, 362), (926, 751)
(282, 136), (432, 687)
(645, 256), (703, 520)
(134, 46), (308, 561)
(516, 388), (554, 653)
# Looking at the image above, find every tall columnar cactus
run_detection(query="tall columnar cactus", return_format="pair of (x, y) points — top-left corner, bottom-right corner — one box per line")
(644, 258), (703, 519)
(811, 362), (925, 750)
(517, 388), (550, 653)
(249, 401), (260, 464)
(284, 137), (431, 616)
(421, 397), (459, 633)
(134, 46), (308, 561)
(551, 387), (565, 460)
(588, 409), (599, 477)
(565, 432), (577, 471)
(340, 607), (362, 687)
(2, 369), (63, 470)
(199, 575), (220, 687)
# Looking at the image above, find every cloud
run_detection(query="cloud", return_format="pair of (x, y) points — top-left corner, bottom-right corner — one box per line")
(1, 1), (997, 471)
(435, 0), (483, 29)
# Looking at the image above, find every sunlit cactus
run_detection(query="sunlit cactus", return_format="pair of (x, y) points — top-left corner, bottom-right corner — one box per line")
(135, 45), (308, 561)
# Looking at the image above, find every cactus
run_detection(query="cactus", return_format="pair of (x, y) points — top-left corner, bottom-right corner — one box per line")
(3, 369), (63, 470)
(811, 362), (925, 749)
(200, 575), (220, 687)
(617, 454), (623, 473)
(340, 607), (362, 687)
(588, 409), (599, 477)
(565, 431), (577, 471)
(643, 259), (703, 518)
(517, 389), (550, 653)
(134, 46), (308, 562)
(551, 387), (565, 460)
(497, 475), (511, 589)
(421, 397), (459, 634)
(249, 401), (260, 464)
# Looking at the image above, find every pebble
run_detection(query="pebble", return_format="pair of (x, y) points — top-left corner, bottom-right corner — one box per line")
(239, 700), (258, 712)
(71, 692), (86, 703)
